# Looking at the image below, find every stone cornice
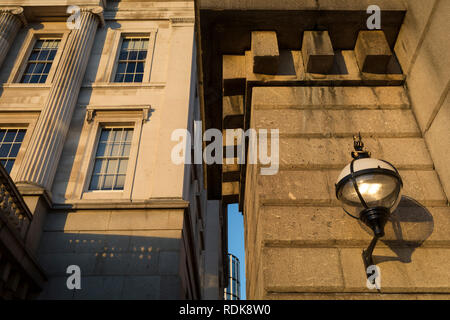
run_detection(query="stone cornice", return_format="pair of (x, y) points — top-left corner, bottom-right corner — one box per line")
(0, 6), (26, 25)
(170, 16), (195, 27)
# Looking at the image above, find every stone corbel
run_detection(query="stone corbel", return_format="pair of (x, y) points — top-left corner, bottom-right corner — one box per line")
(86, 109), (95, 123)
(85, 105), (152, 123)
(0, 6), (27, 26)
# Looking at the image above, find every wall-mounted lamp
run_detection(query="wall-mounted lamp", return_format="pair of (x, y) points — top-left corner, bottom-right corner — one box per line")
(335, 134), (403, 275)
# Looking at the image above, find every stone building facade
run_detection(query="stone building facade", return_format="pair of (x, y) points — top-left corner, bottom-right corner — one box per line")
(0, 0), (225, 299)
(1, 0), (449, 301)
(197, 0), (450, 299)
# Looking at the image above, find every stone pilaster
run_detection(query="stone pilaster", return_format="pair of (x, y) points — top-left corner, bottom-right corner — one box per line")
(0, 7), (26, 69)
(15, 7), (103, 192)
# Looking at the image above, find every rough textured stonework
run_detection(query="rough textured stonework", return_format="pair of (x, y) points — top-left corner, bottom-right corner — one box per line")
(244, 86), (450, 299)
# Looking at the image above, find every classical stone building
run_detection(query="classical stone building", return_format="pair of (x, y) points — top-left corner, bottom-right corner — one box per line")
(0, 0), (226, 299)
(1, 0), (450, 300)
(196, 0), (450, 299)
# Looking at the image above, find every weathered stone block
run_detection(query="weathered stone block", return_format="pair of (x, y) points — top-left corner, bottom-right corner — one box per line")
(406, 0), (450, 132)
(251, 86), (409, 110)
(253, 109), (420, 138)
(251, 31), (280, 75)
(222, 181), (240, 196)
(223, 55), (246, 96)
(263, 247), (345, 292)
(302, 31), (335, 74)
(262, 205), (450, 246)
(426, 93), (450, 200)
(355, 31), (392, 73)
(341, 248), (450, 292)
(223, 95), (244, 129)
(259, 169), (447, 206)
(274, 138), (433, 170)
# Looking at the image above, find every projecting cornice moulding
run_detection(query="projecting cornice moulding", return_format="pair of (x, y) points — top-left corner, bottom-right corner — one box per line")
(84, 105), (152, 123)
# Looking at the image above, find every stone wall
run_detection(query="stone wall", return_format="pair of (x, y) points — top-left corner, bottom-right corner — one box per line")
(245, 85), (450, 299)
(0, 1), (224, 299)
(395, 0), (450, 200)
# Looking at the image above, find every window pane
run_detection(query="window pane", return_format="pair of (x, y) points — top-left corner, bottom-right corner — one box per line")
(111, 143), (121, 156)
(21, 39), (60, 84)
(44, 64), (52, 73)
(115, 175), (125, 190)
(25, 63), (36, 74)
(100, 129), (111, 142)
(38, 50), (49, 60)
(118, 159), (128, 174)
(138, 51), (147, 60)
(89, 175), (101, 190)
(114, 37), (149, 83)
(119, 51), (128, 60)
(21, 75), (31, 83)
(106, 159), (118, 174)
(103, 175), (114, 189)
(114, 73), (124, 82)
(125, 74), (134, 82)
(96, 142), (107, 156)
(29, 51), (39, 60)
(0, 129), (26, 174)
(48, 50), (57, 60)
(121, 143), (131, 156)
(124, 129), (133, 142)
(0, 143), (11, 157)
(4, 131), (17, 142)
(128, 51), (137, 60)
(89, 128), (134, 191)
(93, 159), (107, 175)
(9, 144), (21, 157)
(117, 63), (126, 73)
(4, 160), (14, 173)
(126, 62), (136, 73)
(30, 75), (41, 83)
(136, 62), (144, 73)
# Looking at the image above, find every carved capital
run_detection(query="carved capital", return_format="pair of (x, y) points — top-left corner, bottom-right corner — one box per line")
(79, 5), (105, 27)
(0, 6), (27, 26)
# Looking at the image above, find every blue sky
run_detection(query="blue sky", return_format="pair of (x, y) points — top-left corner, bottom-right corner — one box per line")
(227, 203), (246, 300)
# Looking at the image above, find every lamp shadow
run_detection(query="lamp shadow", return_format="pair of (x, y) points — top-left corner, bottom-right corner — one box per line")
(358, 196), (434, 264)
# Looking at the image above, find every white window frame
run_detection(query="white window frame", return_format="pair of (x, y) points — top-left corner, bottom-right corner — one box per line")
(0, 112), (39, 180)
(73, 108), (144, 200)
(104, 29), (157, 84)
(7, 29), (69, 85)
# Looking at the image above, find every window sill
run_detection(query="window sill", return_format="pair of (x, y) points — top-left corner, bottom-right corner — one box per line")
(1, 83), (52, 89)
(81, 82), (165, 89)
(53, 198), (190, 210)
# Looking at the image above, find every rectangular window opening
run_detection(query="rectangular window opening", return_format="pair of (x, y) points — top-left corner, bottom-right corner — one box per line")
(89, 127), (134, 191)
(114, 37), (149, 83)
(0, 128), (26, 174)
(21, 39), (60, 84)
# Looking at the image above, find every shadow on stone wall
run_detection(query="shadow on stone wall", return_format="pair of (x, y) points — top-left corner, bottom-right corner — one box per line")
(358, 195), (434, 264)
(37, 231), (182, 300)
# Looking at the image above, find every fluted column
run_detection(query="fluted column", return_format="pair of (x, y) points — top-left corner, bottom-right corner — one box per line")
(16, 7), (104, 191)
(0, 7), (26, 69)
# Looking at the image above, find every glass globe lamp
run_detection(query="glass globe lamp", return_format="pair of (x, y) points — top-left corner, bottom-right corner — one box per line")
(335, 134), (403, 269)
